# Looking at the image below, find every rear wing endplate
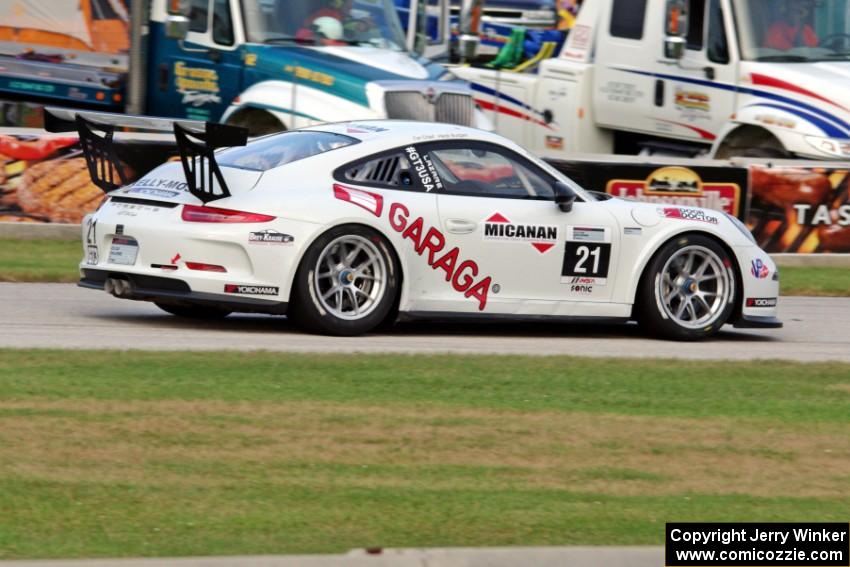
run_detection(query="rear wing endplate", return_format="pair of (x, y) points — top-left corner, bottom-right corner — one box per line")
(43, 107), (248, 204)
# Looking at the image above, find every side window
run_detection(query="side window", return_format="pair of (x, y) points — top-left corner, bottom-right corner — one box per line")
(426, 145), (554, 200)
(212, 0), (234, 45)
(707, 0), (729, 64)
(340, 151), (417, 190)
(686, 0), (706, 50)
(610, 0), (647, 40)
(189, 0), (209, 33)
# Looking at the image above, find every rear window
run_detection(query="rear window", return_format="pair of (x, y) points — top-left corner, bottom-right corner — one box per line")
(216, 131), (358, 172)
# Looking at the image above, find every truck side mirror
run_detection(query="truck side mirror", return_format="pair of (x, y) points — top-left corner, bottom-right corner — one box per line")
(663, 0), (688, 59)
(664, 36), (686, 59)
(553, 181), (577, 213)
(165, 0), (191, 40)
(165, 16), (190, 40)
(167, 0), (192, 17)
(457, 0), (483, 63)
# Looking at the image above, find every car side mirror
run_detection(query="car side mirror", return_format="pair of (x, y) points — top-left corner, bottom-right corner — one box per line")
(553, 181), (577, 213)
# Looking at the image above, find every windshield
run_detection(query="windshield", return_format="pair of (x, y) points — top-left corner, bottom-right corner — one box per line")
(243, 0), (409, 51)
(217, 131), (358, 172)
(735, 0), (850, 61)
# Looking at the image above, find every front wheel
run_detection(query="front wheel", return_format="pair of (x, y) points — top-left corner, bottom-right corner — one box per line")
(636, 235), (736, 340)
(289, 226), (399, 336)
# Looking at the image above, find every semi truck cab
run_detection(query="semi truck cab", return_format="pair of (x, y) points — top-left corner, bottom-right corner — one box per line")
(0, 0), (488, 133)
(153, 0), (487, 133)
(453, 0), (850, 160)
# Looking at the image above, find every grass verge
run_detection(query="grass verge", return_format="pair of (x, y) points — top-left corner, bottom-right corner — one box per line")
(1, 350), (849, 558)
(1, 239), (848, 296)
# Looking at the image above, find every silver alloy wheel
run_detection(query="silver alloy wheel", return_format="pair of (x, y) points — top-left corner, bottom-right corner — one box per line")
(314, 234), (387, 321)
(656, 245), (733, 329)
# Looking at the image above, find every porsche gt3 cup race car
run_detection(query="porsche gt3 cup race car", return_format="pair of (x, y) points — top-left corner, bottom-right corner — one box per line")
(46, 108), (782, 340)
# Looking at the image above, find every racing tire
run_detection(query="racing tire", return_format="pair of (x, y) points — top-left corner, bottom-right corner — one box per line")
(636, 234), (736, 341)
(154, 302), (232, 319)
(289, 225), (399, 336)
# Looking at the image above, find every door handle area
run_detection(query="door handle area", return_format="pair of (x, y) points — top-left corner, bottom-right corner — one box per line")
(445, 219), (477, 234)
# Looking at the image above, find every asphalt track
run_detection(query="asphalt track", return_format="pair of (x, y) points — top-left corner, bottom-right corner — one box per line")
(1, 283), (848, 361)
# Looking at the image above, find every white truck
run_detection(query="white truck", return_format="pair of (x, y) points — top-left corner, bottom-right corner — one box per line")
(452, 0), (850, 160)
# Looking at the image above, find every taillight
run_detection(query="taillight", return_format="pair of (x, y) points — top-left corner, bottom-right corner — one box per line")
(185, 262), (227, 272)
(181, 204), (275, 223)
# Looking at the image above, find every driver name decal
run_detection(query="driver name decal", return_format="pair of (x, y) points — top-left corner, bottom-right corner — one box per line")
(405, 146), (443, 192)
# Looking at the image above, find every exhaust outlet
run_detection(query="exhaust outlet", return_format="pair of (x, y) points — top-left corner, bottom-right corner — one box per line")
(105, 278), (132, 298)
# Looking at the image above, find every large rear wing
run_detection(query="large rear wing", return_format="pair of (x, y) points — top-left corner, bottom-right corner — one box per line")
(43, 107), (248, 204)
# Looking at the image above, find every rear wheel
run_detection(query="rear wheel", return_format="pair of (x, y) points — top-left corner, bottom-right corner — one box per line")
(155, 302), (232, 319)
(289, 226), (399, 335)
(636, 235), (736, 340)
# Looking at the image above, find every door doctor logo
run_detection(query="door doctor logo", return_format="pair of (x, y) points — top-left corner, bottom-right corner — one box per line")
(607, 166), (741, 216)
(483, 212), (558, 253)
(249, 230), (294, 245)
(662, 207), (719, 224)
(224, 284), (279, 296)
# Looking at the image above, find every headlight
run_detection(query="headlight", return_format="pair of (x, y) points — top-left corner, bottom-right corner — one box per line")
(724, 212), (756, 244)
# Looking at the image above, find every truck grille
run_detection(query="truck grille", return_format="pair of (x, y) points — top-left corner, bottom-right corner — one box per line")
(384, 91), (474, 126)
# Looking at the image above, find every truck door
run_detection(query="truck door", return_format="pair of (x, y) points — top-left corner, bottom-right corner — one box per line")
(150, 0), (244, 121)
(592, 0), (660, 138)
(662, 0), (737, 143)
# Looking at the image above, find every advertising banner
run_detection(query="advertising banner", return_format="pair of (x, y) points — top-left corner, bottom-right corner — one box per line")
(0, 133), (101, 223)
(0, 131), (175, 224)
(545, 159), (749, 220)
(748, 165), (850, 253)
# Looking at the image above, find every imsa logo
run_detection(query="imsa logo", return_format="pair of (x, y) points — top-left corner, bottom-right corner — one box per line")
(483, 212), (558, 254)
(224, 284), (279, 296)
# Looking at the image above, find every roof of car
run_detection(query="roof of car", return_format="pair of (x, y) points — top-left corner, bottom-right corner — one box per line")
(302, 120), (508, 149)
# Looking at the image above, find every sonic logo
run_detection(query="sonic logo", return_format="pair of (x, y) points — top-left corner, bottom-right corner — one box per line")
(483, 212), (558, 254)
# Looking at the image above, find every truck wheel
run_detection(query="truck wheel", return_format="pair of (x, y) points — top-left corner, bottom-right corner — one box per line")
(636, 235), (736, 341)
(155, 302), (232, 319)
(289, 226), (399, 336)
(714, 128), (791, 159)
(225, 108), (285, 136)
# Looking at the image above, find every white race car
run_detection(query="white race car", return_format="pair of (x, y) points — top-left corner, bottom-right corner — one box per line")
(47, 109), (781, 340)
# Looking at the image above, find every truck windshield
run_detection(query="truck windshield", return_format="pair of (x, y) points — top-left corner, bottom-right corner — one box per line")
(735, 0), (850, 61)
(243, 0), (409, 51)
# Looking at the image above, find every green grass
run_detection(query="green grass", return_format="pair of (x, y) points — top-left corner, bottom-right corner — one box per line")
(1, 350), (849, 559)
(1, 239), (848, 295)
(0, 239), (81, 282)
(779, 266), (850, 297)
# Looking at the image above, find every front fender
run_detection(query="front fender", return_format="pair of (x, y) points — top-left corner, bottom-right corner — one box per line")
(711, 108), (836, 159)
(620, 216), (753, 306)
